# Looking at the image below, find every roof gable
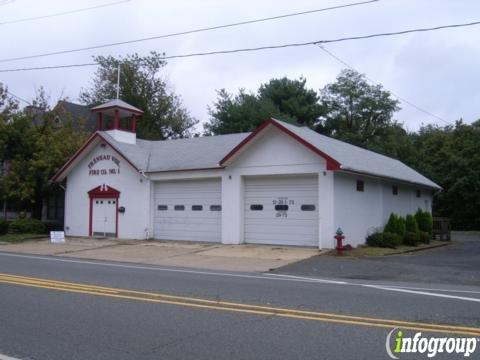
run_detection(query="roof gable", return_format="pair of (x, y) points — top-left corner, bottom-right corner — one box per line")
(220, 119), (341, 170)
(51, 132), (140, 182)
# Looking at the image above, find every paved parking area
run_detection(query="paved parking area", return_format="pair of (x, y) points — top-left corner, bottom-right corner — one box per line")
(275, 232), (480, 286)
(0, 238), (319, 272)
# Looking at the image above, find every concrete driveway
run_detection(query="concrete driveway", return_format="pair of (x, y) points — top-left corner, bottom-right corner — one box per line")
(275, 231), (480, 286)
(0, 237), (319, 272)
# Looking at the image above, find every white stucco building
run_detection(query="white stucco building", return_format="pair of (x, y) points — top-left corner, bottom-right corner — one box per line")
(52, 100), (441, 249)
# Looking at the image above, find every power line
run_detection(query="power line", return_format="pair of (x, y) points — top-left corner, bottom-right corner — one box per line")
(4, 89), (30, 105)
(316, 44), (452, 125)
(1, 19), (480, 73)
(0, 0), (379, 63)
(0, 63), (98, 73)
(0, 0), (131, 26)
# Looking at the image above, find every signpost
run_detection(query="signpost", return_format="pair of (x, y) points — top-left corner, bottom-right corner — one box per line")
(50, 231), (65, 244)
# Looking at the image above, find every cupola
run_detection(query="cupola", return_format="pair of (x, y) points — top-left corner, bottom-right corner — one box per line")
(91, 99), (143, 144)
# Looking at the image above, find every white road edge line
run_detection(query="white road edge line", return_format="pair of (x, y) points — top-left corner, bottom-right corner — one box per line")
(0, 252), (322, 284)
(363, 285), (480, 303)
(264, 273), (347, 284)
(371, 284), (480, 295)
(1, 251), (479, 301)
(0, 353), (22, 360)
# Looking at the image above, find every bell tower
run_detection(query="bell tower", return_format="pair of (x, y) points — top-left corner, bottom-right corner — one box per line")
(91, 99), (143, 144)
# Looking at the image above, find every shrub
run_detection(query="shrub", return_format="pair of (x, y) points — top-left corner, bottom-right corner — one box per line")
(9, 219), (46, 234)
(403, 231), (419, 246)
(366, 232), (384, 247)
(0, 219), (8, 235)
(405, 214), (419, 234)
(415, 209), (433, 235)
(384, 213), (406, 237)
(419, 231), (431, 244)
(382, 232), (402, 248)
(366, 231), (401, 248)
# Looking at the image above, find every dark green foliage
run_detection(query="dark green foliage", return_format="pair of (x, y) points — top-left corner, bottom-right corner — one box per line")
(0, 219), (8, 235)
(204, 77), (321, 135)
(366, 232), (384, 247)
(9, 218), (46, 234)
(415, 209), (433, 235)
(80, 52), (197, 140)
(204, 89), (291, 135)
(384, 213), (406, 237)
(366, 231), (401, 248)
(382, 232), (402, 248)
(403, 231), (419, 246)
(316, 69), (401, 150)
(0, 113), (88, 219)
(408, 121), (480, 230)
(419, 231), (431, 244)
(405, 214), (419, 234)
(258, 77), (323, 127)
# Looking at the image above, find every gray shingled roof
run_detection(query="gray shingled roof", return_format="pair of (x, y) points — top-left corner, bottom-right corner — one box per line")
(100, 131), (249, 172)
(99, 119), (440, 189)
(272, 119), (441, 189)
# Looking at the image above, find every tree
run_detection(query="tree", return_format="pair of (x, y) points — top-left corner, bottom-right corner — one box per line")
(0, 83), (19, 120)
(411, 121), (480, 230)
(80, 52), (197, 140)
(204, 89), (291, 135)
(0, 100), (89, 219)
(204, 77), (321, 135)
(258, 77), (322, 127)
(317, 69), (401, 149)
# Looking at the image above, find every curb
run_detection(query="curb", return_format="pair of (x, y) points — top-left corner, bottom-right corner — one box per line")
(381, 241), (452, 256)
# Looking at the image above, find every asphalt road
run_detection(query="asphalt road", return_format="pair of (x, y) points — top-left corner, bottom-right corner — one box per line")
(277, 234), (480, 286)
(0, 251), (479, 360)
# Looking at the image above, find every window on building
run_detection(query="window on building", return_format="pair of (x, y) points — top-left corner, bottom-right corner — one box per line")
(301, 205), (316, 211)
(174, 205), (185, 211)
(157, 205), (168, 211)
(47, 194), (64, 220)
(210, 205), (221, 211)
(250, 204), (263, 211)
(356, 180), (364, 192)
(392, 185), (398, 195)
(275, 205), (289, 211)
(416, 189), (421, 198)
(192, 205), (203, 211)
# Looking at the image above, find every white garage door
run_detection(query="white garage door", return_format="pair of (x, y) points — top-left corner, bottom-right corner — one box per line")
(244, 175), (319, 247)
(154, 179), (222, 242)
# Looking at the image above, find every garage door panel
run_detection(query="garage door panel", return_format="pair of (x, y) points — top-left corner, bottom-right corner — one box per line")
(244, 175), (319, 247)
(154, 179), (221, 242)
(244, 218), (317, 226)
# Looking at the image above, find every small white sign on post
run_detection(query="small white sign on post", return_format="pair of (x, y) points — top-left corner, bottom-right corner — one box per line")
(50, 231), (65, 244)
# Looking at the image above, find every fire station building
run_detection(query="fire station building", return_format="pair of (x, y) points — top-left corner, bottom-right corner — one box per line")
(52, 100), (440, 248)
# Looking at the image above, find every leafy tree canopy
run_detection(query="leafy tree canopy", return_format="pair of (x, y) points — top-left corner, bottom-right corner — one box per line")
(204, 77), (321, 135)
(80, 52), (197, 140)
(0, 92), (89, 219)
(317, 69), (401, 149)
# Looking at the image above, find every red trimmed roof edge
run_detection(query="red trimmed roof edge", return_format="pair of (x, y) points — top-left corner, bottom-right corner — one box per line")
(91, 105), (144, 115)
(51, 132), (140, 182)
(219, 119), (341, 170)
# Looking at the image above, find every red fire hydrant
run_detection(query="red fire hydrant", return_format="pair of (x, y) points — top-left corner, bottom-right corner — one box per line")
(334, 227), (345, 255)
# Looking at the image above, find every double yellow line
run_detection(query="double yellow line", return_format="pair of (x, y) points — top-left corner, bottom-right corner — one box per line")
(0, 272), (479, 336)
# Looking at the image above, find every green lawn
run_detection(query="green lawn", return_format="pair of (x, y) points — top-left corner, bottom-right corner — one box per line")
(0, 233), (47, 243)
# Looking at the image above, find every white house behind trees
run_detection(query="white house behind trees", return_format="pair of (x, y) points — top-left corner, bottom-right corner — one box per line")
(52, 100), (440, 249)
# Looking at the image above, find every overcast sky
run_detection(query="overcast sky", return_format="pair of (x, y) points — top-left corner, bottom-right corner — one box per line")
(2, 0), (480, 132)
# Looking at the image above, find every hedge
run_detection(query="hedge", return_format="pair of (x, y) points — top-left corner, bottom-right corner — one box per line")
(9, 219), (46, 234)
(0, 219), (8, 235)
